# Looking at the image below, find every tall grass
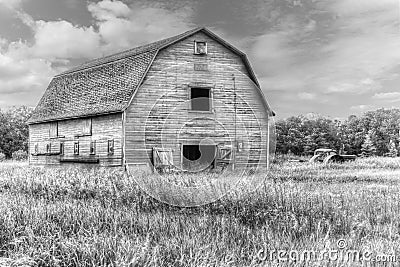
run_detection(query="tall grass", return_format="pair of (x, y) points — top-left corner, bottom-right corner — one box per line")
(0, 158), (400, 266)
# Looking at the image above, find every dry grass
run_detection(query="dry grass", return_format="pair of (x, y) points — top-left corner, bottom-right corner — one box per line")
(0, 158), (399, 266)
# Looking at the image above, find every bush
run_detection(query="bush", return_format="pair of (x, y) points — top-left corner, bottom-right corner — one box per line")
(0, 153), (5, 162)
(12, 150), (28, 161)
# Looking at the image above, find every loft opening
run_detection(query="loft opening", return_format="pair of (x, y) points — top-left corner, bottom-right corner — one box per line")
(190, 88), (211, 111)
(194, 41), (207, 55)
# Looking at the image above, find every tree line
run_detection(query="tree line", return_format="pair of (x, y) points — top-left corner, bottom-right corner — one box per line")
(0, 106), (33, 159)
(0, 106), (399, 159)
(275, 108), (400, 157)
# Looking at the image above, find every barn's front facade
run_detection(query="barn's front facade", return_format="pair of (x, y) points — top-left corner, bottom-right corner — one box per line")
(28, 27), (274, 171)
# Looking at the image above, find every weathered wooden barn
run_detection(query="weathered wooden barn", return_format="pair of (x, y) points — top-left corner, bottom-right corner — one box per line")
(28, 27), (274, 171)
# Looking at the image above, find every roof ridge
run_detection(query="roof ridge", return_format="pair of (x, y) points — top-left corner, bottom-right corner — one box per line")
(57, 27), (204, 77)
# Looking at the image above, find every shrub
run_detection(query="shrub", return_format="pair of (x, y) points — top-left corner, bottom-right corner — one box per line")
(12, 150), (28, 161)
(0, 152), (5, 162)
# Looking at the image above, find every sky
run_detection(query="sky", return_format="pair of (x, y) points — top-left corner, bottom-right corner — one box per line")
(0, 0), (399, 119)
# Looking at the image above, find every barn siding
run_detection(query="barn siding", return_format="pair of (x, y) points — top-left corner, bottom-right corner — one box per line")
(125, 32), (269, 169)
(29, 113), (123, 166)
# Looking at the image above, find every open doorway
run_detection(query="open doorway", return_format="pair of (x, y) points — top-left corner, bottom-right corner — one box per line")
(182, 144), (216, 171)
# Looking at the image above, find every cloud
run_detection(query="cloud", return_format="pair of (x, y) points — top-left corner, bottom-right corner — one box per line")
(0, 0), (24, 10)
(0, 0), (194, 107)
(373, 92), (400, 102)
(0, 44), (55, 95)
(330, 0), (397, 16)
(88, 0), (130, 20)
(32, 20), (101, 60)
(350, 104), (374, 112)
(298, 92), (315, 100)
(87, 0), (194, 54)
(8, 0), (193, 61)
(249, 0), (400, 118)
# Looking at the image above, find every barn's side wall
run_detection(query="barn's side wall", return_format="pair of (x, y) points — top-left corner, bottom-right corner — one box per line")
(29, 113), (123, 166)
(125, 32), (269, 169)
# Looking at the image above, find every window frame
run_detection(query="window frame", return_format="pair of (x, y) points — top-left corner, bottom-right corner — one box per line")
(49, 122), (58, 139)
(46, 143), (51, 154)
(34, 143), (39, 155)
(60, 142), (64, 156)
(194, 41), (207, 55)
(74, 141), (79, 155)
(90, 141), (96, 155)
(108, 139), (114, 155)
(82, 118), (92, 136)
(189, 87), (213, 112)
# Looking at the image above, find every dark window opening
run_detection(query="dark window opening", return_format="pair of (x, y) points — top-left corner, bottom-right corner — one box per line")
(191, 88), (211, 111)
(46, 143), (51, 153)
(74, 141), (79, 155)
(182, 144), (216, 170)
(34, 143), (39, 154)
(60, 143), (64, 155)
(108, 140), (114, 155)
(90, 141), (96, 155)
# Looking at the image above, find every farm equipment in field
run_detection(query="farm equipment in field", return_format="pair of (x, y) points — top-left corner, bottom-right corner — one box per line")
(309, 148), (356, 164)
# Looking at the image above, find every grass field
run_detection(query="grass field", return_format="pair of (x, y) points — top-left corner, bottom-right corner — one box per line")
(1, 158), (400, 266)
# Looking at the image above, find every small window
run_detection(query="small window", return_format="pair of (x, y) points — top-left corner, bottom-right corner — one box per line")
(90, 141), (96, 155)
(46, 143), (51, 154)
(60, 142), (64, 155)
(49, 122), (58, 138)
(237, 141), (243, 152)
(194, 41), (207, 55)
(74, 141), (79, 155)
(82, 119), (92, 136)
(34, 143), (39, 154)
(190, 88), (211, 111)
(108, 140), (114, 155)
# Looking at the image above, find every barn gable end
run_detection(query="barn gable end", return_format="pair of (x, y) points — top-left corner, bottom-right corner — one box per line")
(124, 30), (272, 169)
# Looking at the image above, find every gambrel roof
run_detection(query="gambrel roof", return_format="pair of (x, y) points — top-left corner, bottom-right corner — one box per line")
(28, 27), (274, 124)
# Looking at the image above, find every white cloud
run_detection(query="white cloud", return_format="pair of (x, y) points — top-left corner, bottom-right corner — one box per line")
(316, 0), (400, 93)
(88, 0), (131, 20)
(32, 20), (101, 60)
(0, 0), (24, 10)
(0, 45), (55, 95)
(250, 0), (400, 118)
(373, 92), (400, 102)
(350, 104), (374, 111)
(88, 0), (193, 54)
(0, 0), (194, 106)
(298, 92), (316, 100)
(330, 0), (397, 16)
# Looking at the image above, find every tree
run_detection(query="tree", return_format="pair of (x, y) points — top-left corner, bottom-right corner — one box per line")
(275, 108), (400, 156)
(387, 139), (398, 157)
(361, 130), (377, 157)
(0, 106), (33, 158)
(303, 135), (315, 156)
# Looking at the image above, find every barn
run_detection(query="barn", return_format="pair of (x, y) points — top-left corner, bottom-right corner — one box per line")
(28, 27), (274, 171)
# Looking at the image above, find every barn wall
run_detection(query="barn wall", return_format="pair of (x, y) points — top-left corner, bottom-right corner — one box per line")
(29, 113), (123, 166)
(125, 32), (269, 169)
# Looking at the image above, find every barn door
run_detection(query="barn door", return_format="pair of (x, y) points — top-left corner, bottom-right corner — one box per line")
(152, 147), (174, 173)
(215, 145), (234, 169)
